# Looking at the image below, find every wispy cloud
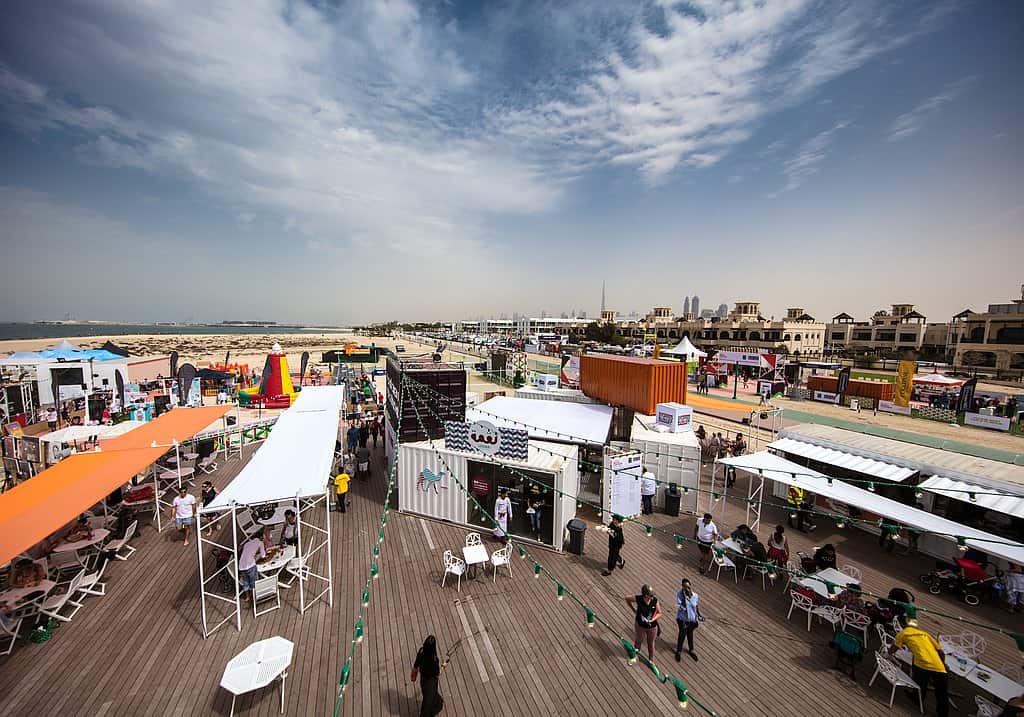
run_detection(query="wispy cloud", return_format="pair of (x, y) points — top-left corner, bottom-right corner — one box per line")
(771, 120), (850, 196)
(886, 77), (975, 142)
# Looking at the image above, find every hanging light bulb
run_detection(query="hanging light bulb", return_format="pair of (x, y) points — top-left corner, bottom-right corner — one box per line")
(622, 639), (638, 665)
(676, 536), (683, 550)
(370, 563), (379, 580)
(585, 608), (595, 628)
(669, 677), (689, 710)
(957, 536), (968, 552)
(914, 487), (923, 499)
(355, 618), (364, 643)
(826, 582), (838, 600)
(646, 525), (654, 537)
(867, 482), (876, 492)
(518, 545), (527, 560)
(556, 583), (565, 601)
(534, 563), (542, 578)
(968, 492), (977, 503)
(835, 517), (845, 529)
(712, 493), (721, 504)
(827, 477), (833, 486)
(362, 587), (370, 607)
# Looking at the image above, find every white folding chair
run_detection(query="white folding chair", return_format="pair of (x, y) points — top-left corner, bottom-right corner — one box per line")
(282, 539), (315, 588)
(39, 570), (85, 623)
(236, 510), (260, 538)
(743, 563), (775, 590)
(198, 454), (219, 474)
(868, 651), (923, 712)
(465, 533), (482, 547)
(76, 560), (107, 598)
(842, 608), (871, 646)
(787, 590), (816, 631)
(252, 576), (280, 617)
(0, 611), (25, 656)
(490, 543), (512, 582)
(441, 550), (466, 592)
(974, 696), (1001, 717)
(840, 564), (862, 582)
(105, 520), (138, 561)
(713, 551), (737, 583)
(49, 550), (87, 580)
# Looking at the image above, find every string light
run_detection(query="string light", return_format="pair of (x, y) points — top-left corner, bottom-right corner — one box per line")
(362, 587), (370, 607)
(623, 639), (638, 665)
(969, 492), (977, 503)
(957, 536), (968, 552)
(646, 524), (654, 537)
(676, 536), (683, 550)
(534, 563), (542, 578)
(866, 482), (875, 492)
(557, 583), (565, 601)
(370, 563), (379, 580)
(585, 608), (595, 628)
(354, 619), (364, 643)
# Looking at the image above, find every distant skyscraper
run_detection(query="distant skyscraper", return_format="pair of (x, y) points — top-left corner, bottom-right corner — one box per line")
(691, 295), (700, 317)
(601, 280), (606, 313)
(716, 303), (728, 318)
(683, 296), (690, 316)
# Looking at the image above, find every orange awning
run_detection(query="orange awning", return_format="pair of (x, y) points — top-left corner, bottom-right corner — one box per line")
(0, 406), (233, 565)
(101, 404), (233, 450)
(0, 447), (164, 565)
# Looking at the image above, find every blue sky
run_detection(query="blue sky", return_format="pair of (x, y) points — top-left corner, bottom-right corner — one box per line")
(1, 0), (1021, 324)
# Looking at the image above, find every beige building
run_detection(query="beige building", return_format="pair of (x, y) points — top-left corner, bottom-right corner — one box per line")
(825, 304), (928, 356)
(949, 288), (1024, 370)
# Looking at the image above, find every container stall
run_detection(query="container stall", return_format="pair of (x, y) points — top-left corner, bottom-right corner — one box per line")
(580, 354), (687, 415)
(617, 414), (701, 513)
(806, 375), (895, 402)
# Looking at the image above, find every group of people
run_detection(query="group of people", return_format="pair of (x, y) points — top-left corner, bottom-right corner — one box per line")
(626, 578), (706, 665)
(694, 425), (746, 470)
(344, 417), (381, 480)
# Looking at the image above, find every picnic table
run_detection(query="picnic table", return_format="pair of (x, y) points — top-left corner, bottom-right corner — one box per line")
(220, 636), (293, 716)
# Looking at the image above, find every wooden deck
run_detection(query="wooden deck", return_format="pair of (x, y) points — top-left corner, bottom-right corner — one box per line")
(1, 440), (1021, 716)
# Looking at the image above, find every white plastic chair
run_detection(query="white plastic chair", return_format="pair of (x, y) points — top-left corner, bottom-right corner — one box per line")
(812, 604), (844, 631)
(998, 663), (1023, 682)
(787, 590), (816, 631)
(282, 538), (316, 589)
(105, 520), (138, 561)
(39, 570), (85, 623)
(868, 651), (923, 712)
(465, 533), (482, 547)
(743, 563), (775, 590)
(252, 576), (280, 617)
(840, 564), (862, 582)
(843, 608), (871, 646)
(713, 551), (737, 583)
(198, 454), (219, 474)
(442, 550), (466, 592)
(974, 696), (1001, 717)
(489, 543), (512, 582)
(236, 510), (260, 538)
(76, 560), (107, 598)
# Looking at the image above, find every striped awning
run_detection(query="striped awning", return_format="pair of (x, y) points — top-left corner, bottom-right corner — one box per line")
(768, 437), (917, 483)
(919, 475), (1024, 520)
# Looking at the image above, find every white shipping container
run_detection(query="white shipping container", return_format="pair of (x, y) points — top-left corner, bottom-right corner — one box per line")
(621, 414), (701, 513)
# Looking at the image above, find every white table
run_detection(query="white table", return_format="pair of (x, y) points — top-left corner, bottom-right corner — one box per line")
(797, 567), (857, 600)
(52, 529), (110, 554)
(897, 648), (1024, 704)
(220, 636), (294, 716)
(258, 507), (291, 527)
(257, 545), (296, 580)
(716, 538), (746, 554)
(462, 544), (489, 579)
(0, 580), (57, 608)
(164, 453), (199, 464)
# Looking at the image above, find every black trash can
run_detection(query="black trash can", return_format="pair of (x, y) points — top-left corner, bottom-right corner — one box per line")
(664, 484), (681, 517)
(566, 519), (586, 555)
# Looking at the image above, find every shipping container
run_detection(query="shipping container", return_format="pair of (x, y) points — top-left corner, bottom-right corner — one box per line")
(611, 414), (701, 513)
(806, 375), (895, 401)
(386, 357), (466, 443)
(579, 353), (688, 416)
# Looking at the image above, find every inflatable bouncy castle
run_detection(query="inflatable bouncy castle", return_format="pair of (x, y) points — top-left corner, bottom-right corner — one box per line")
(238, 344), (299, 408)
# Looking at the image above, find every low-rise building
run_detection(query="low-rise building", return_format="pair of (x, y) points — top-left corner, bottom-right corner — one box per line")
(949, 288), (1024, 370)
(825, 304), (928, 356)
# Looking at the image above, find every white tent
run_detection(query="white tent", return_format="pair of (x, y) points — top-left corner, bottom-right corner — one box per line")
(713, 450), (1024, 566)
(662, 336), (707, 361)
(197, 385), (344, 636)
(912, 373), (964, 387)
(466, 396), (613, 445)
(50, 339), (83, 352)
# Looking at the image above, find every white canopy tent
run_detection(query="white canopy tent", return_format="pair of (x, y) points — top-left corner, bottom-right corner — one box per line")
(466, 396), (613, 445)
(912, 373), (964, 387)
(197, 386), (344, 636)
(768, 437), (917, 483)
(919, 475), (1024, 521)
(712, 450), (1024, 566)
(662, 336), (707, 361)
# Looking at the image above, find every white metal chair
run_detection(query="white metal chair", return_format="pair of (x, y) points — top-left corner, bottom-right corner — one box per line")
(282, 539), (315, 588)
(105, 520), (138, 561)
(743, 563), (774, 590)
(974, 696), (1001, 717)
(441, 550), (466, 592)
(236, 510), (261, 538)
(76, 560), (107, 598)
(713, 551), (737, 583)
(940, 630), (987, 660)
(465, 532), (482, 547)
(840, 564), (862, 582)
(39, 570), (85, 623)
(998, 663), (1023, 682)
(868, 651), (923, 712)
(843, 609), (871, 646)
(489, 543), (512, 582)
(787, 590), (816, 631)
(783, 560), (800, 590)
(252, 576), (280, 618)
(875, 623), (894, 651)
(812, 604), (844, 631)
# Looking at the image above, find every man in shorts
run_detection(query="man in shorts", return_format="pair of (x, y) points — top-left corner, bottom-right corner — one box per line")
(170, 486), (197, 546)
(693, 513), (720, 575)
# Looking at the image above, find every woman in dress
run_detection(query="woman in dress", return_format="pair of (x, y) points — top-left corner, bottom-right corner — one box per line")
(411, 635), (448, 716)
(766, 524), (789, 566)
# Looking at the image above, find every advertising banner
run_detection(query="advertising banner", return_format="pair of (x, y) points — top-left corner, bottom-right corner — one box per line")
(813, 390), (840, 404)
(715, 350), (765, 367)
(956, 377), (978, 415)
(893, 360), (915, 408)
(878, 400), (912, 415)
(964, 413), (1011, 432)
(445, 420), (529, 461)
(605, 451), (643, 518)
(559, 354), (580, 389)
(835, 366), (852, 399)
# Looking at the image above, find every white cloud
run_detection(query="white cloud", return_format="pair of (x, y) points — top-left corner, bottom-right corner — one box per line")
(771, 120), (850, 196)
(886, 77), (974, 142)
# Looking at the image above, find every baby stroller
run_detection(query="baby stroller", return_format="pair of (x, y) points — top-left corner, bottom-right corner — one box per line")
(920, 558), (995, 606)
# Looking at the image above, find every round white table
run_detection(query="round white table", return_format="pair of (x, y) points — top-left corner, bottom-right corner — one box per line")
(220, 636), (294, 716)
(257, 545), (296, 577)
(52, 529), (110, 554)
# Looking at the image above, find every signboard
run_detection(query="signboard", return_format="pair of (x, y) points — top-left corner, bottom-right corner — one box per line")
(606, 451), (643, 518)
(559, 354), (580, 389)
(964, 413), (1011, 432)
(470, 475), (490, 495)
(19, 435), (41, 464)
(956, 377), (977, 414)
(655, 402), (693, 432)
(894, 359), (915, 408)
(813, 390), (840, 404)
(715, 351), (765, 367)
(835, 366), (852, 399)
(878, 400), (912, 415)
(445, 420), (529, 461)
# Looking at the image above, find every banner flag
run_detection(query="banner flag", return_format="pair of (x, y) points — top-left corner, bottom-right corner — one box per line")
(894, 360), (915, 408)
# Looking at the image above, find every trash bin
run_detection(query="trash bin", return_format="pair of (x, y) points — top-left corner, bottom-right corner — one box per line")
(664, 484), (681, 517)
(566, 519), (586, 555)
(849, 399), (859, 412)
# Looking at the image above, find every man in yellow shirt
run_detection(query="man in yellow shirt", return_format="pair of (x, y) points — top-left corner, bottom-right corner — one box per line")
(334, 472), (350, 513)
(890, 616), (948, 717)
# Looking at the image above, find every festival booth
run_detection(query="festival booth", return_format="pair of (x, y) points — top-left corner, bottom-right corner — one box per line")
(36, 421), (145, 467)
(619, 413), (701, 513)
(711, 450), (1024, 568)
(197, 386), (344, 637)
(465, 396), (613, 446)
(661, 336), (706, 364)
(397, 432), (579, 551)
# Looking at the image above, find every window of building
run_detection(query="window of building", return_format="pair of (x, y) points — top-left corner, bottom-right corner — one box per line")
(898, 333), (917, 342)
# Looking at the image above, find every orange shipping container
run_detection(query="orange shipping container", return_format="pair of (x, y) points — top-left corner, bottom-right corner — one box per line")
(806, 375), (894, 401)
(580, 354), (688, 415)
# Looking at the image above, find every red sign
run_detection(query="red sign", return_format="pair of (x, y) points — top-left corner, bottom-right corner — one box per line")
(471, 476), (490, 496)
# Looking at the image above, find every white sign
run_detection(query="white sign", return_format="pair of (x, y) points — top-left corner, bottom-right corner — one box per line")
(813, 390), (840, 404)
(878, 400), (911, 415)
(655, 402), (693, 433)
(606, 451), (642, 518)
(467, 420), (502, 455)
(964, 413), (1011, 432)
(716, 351), (765, 367)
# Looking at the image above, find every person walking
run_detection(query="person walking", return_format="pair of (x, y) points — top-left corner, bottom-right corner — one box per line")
(602, 514), (625, 576)
(766, 525), (789, 566)
(694, 513), (720, 575)
(410, 635), (449, 716)
(786, 485), (804, 530)
(626, 585), (661, 662)
(334, 470), (350, 513)
(356, 444), (370, 480)
(369, 417), (381, 447)
(640, 469), (657, 515)
(674, 577), (703, 662)
(346, 422), (359, 454)
(46, 406), (58, 431)
(358, 420), (370, 448)
(889, 616), (949, 717)
(493, 488), (512, 544)
(170, 486), (197, 546)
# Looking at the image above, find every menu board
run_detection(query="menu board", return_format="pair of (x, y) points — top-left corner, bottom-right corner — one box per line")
(605, 451), (643, 518)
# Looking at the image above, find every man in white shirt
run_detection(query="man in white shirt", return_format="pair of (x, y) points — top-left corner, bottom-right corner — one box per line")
(170, 486), (197, 546)
(46, 407), (58, 431)
(693, 513), (720, 575)
(640, 470), (657, 515)
(238, 529), (266, 594)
